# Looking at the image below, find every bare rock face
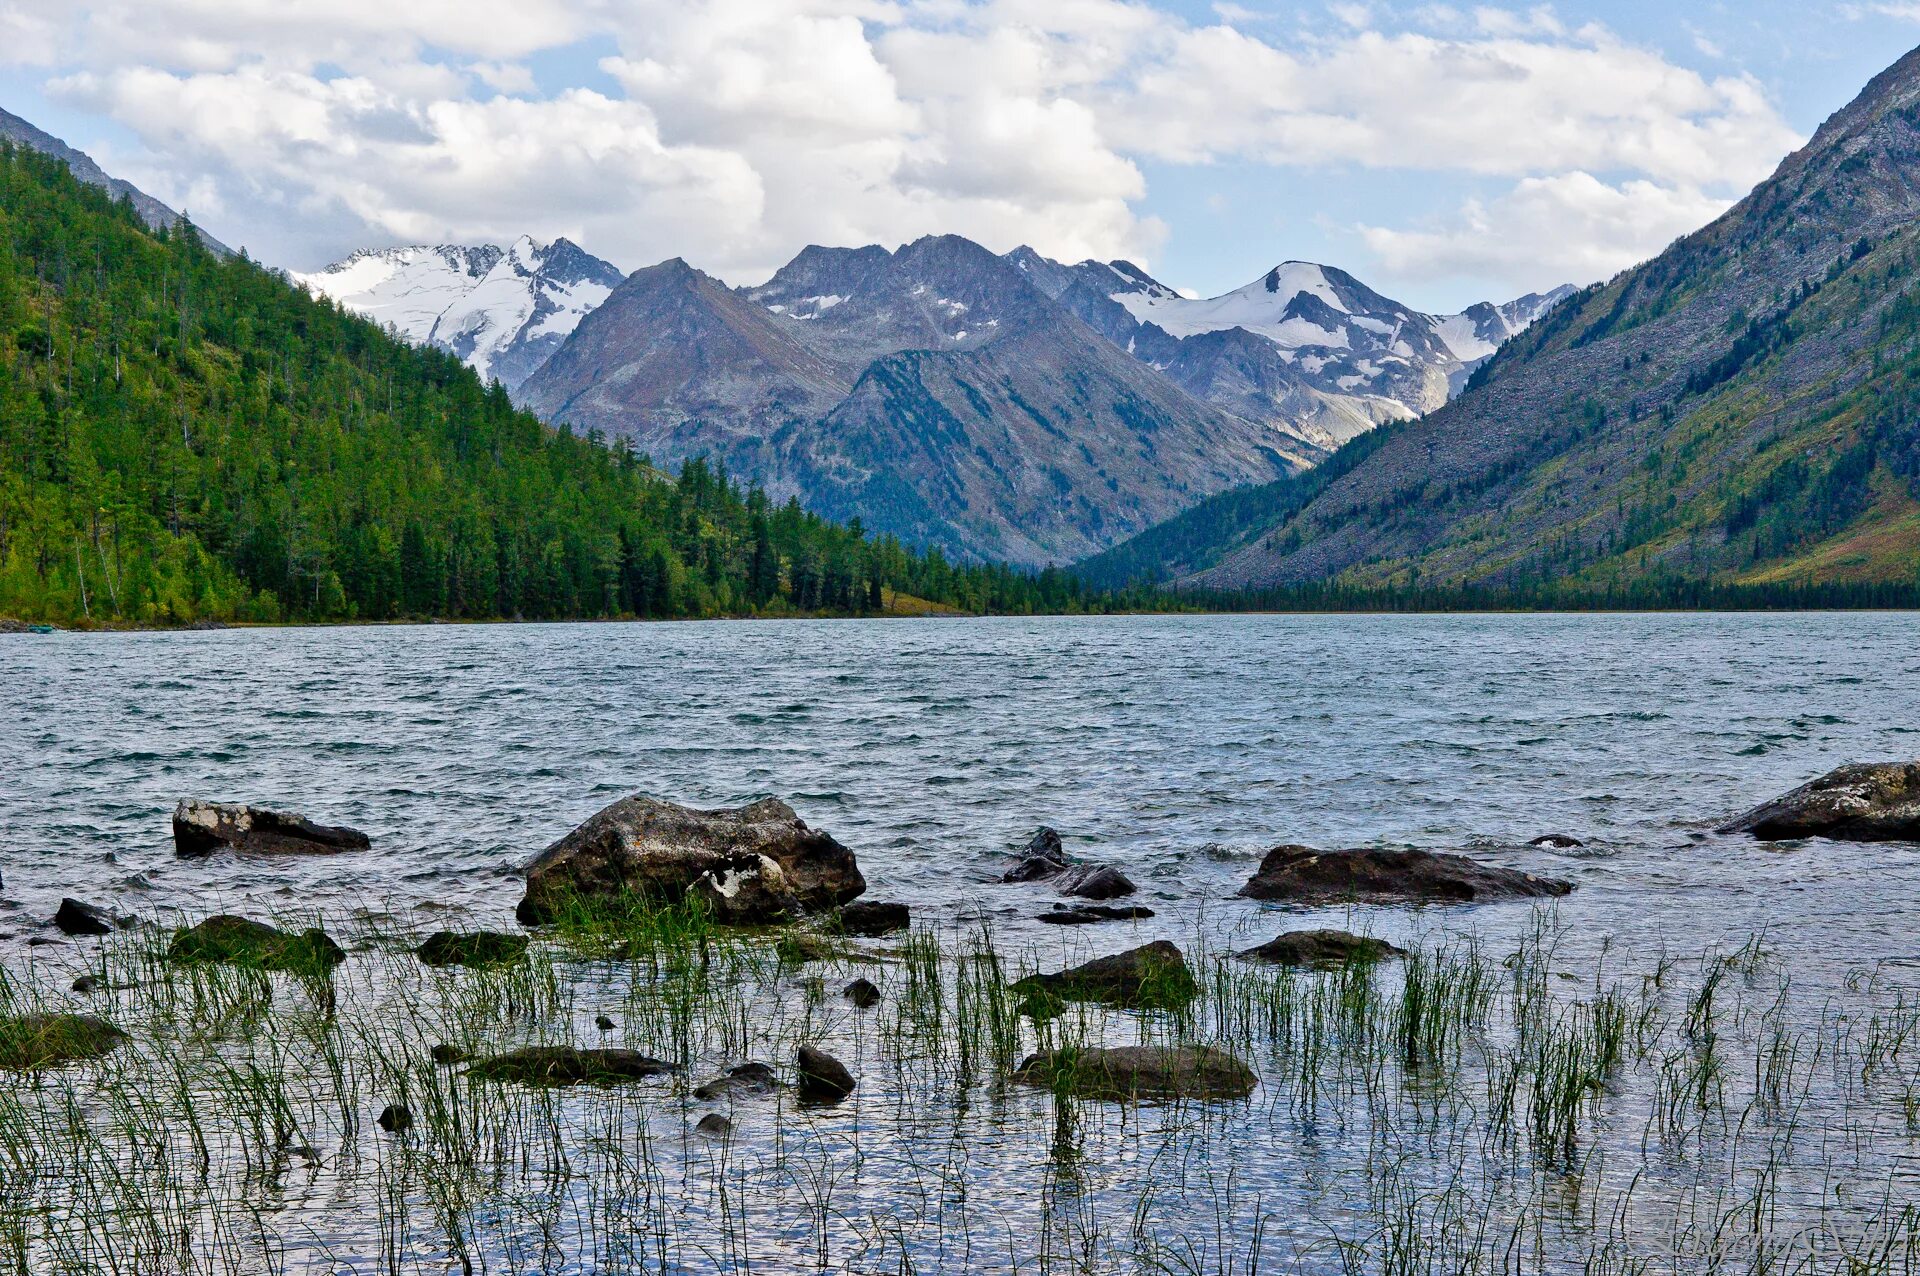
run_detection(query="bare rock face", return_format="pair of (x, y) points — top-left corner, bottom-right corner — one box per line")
(1013, 941), (1197, 1013)
(1719, 762), (1920, 842)
(516, 795), (865, 925)
(1238, 929), (1405, 968)
(1013, 1045), (1256, 1101)
(173, 801), (370, 857)
(0, 1013), (127, 1070)
(1238, 846), (1571, 905)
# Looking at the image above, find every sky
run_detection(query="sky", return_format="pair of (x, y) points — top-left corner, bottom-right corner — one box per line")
(1, 1), (1917, 312)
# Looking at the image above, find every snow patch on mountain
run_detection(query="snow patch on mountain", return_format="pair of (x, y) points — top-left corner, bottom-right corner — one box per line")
(295, 237), (624, 391)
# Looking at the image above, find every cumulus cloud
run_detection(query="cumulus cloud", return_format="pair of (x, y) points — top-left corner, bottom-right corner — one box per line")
(2, 0), (1804, 296)
(1359, 172), (1732, 291)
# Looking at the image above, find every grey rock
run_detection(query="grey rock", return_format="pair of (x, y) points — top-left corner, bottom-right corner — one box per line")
(1013, 941), (1196, 1013)
(1012, 1045), (1256, 1101)
(466, 1047), (677, 1086)
(795, 1045), (855, 1104)
(173, 801), (370, 857)
(1238, 929), (1406, 968)
(1055, 864), (1136, 900)
(516, 795), (864, 926)
(1003, 827), (1069, 882)
(53, 898), (120, 937)
(836, 901), (909, 936)
(843, 978), (881, 1009)
(1037, 904), (1155, 926)
(1238, 845), (1572, 905)
(1719, 762), (1920, 842)
(693, 1061), (779, 1101)
(695, 1113), (734, 1138)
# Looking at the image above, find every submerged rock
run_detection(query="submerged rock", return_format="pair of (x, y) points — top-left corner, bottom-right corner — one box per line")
(836, 900), (910, 937)
(696, 1113), (734, 1138)
(516, 795), (865, 926)
(168, 916), (346, 974)
(1055, 864), (1137, 900)
(1002, 827), (1070, 882)
(843, 977), (882, 1009)
(377, 1103), (412, 1134)
(0, 1013), (127, 1070)
(173, 800), (371, 857)
(466, 1046), (677, 1086)
(1013, 1045), (1256, 1102)
(1238, 846), (1572, 905)
(53, 898), (122, 937)
(693, 1061), (779, 1101)
(1013, 941), (1197, 1013)
(1719, 762), (1920, 842)
(1528, 834), (1584, 850)
(1037, 904), (1155, 926)
(416, 930), (529, 969)
(795, 1045), (855, 1103)
(1238, 929), (1406, 968)
(429, 1044), (469, 1066)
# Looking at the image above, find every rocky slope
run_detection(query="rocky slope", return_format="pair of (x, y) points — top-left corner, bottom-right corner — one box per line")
(1086, 46), (1920, 595)
(295, 237), (623, 392)
(520, 235), (1312, 565)
(0, 107), (231, 255)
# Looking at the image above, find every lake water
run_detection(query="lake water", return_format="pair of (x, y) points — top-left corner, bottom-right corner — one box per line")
(4, 613), (1920, 1273)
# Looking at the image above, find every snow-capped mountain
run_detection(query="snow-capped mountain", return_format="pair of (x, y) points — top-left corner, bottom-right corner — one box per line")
(294, 237), (624, 392)
(1009, 248), (1574, 449)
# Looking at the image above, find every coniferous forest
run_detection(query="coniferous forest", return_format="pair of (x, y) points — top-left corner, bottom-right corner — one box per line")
(0, 145), (1117, 627)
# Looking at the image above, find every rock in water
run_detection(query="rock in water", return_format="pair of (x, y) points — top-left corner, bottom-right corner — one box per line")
(1238, 846), (1571, 904)
(1529, 834), (1584, 849)
(168, 916), (347, 974)
(416, 931), (529, 969)
(1002, 827), (1070, 882)
(1238, 929), (1406, 967)
(843, 977), (882, 1008)
(836, 901), (910, 936)
(1038, 904), (1156, 926)
(173, 800), (371, 857)
(466, 1047), (677, 1086)
(0, 1013), (127, 1070)
(1055, 864), (1137, 900)
(1013, 941), (1197, 1012)
(696, 1113), (734, 1138)
(377, 1103), (412, 1133)
(516, 795), (865, 926)
(693, 1061), (779, 1101)
(1719, 762), (1920, 842)
(1013, 1045), (1256, 1101)
(53, 898), (120, 936)
(795, 1045), (855, 1103)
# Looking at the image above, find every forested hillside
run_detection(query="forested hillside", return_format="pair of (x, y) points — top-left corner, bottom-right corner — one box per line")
(0, 145), (1099, 626)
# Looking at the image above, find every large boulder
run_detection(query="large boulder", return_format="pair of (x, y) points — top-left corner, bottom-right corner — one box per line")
(1238, 929), (1405, 968)
(0, 1013), (127, 1070)
(466, 1046), (677, 1086)
(173, 801), (370, 857)
(1013, 941), (1197, 1013)
(1013, 1045), (1256, 1101)
(516, 795), (864, 926)
(1719, 762), (1920, 842)
(1239, 846), (1571, 905)
(168, 915), (346, 974)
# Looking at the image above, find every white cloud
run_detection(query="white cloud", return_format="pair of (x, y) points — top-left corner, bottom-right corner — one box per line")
(3, 0), (1804, 297)
(1359, 171), (1731, 292)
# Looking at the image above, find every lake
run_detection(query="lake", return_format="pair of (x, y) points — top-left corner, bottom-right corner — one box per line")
(3, 613), (1919, 1272)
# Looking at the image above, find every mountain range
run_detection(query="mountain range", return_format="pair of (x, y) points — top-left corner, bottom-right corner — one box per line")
(504, 237), (1565, 564)
(294, 236), (624, 393)
(1080, 43), (1920, 597)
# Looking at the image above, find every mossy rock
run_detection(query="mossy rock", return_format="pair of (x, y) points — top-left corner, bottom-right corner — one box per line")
(1013, 941), (1197, 1017)
(168, 915), (346, 975)
(416, 930), (529, 969)
(0, 1013), (127, 1069)
(465, 1046), (677, 1086)
(1013, 1045), (1255, 1101)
